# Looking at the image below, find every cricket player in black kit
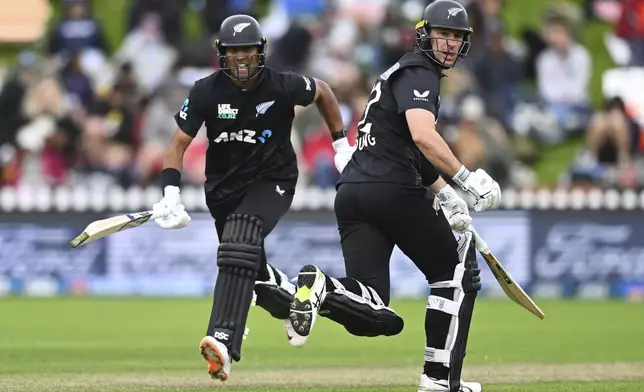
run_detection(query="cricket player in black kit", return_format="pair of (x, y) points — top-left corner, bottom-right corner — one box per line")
(150, 14), (349, 381)
(287, 1), (502, 392)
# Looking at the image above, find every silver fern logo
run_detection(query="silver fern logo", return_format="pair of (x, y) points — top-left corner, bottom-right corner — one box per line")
(233, 23), (251, 36)
(256, 100), (275, 117)
(447, 7), (464, 18)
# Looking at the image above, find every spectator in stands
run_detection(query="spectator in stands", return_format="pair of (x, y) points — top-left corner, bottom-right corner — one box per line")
(570, 97), (640, 187)
(471, 23), (524, 129)
(136, 80), (188, 184)
(47, 0), (108, 57)
(434, 67), (476, 127)
(377, 2), (417, 73)
(15, 78), (80, 185)
(0, 51), (45, 186)
(536, 16), (592, 142)
(298, 90), (359, 189)
(589, 97), (635, 167)
(614, 0), (644, 65)
(59, 52), (95, 113)
(0, 51), (39, 147)
(81, 85), (136, 186)
(111, 62), (142, 112)
(266, 20), (314, 73)
(451, 95), (514, 188)
(114, 11), (178, 95)
(127, 0), (184, 47)
(466, 0), (505, 64)
(300, 123), (339, 188)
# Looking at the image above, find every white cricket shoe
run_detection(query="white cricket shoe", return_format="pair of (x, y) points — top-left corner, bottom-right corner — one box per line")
(288, 264), (326, 347)
(199, 336), (232, 381)
(282, 277), (297, 343)
(418, 374), (482, 392)
(284, 318), (297, 344)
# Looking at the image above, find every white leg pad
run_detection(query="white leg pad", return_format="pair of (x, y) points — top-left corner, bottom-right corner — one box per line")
(423, 232), (474, 368)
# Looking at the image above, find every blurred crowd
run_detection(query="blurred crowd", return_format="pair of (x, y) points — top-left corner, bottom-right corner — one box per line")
(0, 0), (643, 191)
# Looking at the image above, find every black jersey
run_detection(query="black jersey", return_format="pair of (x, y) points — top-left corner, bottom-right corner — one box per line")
(338, 50), (443, 188)
(174, 67), (317, 206)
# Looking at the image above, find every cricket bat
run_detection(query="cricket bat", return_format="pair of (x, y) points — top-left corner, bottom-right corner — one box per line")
(467, 225), (545, 320)
(70, 211), (155, 248)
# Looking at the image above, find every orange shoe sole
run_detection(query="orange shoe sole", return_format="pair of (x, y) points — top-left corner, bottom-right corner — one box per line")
(199, 337), (228, 381)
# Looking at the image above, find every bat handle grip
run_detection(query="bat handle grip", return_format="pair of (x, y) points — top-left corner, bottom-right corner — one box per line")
(150, 210), (169, 220)
(466, 225), (489, 253)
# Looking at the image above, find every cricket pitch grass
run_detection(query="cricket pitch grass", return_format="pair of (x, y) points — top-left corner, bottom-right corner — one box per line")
(1, 298), (643, 392)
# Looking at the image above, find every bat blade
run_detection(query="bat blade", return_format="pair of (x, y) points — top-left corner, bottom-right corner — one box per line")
(467, 226), (545, 320)
(70, 211), (154, 248)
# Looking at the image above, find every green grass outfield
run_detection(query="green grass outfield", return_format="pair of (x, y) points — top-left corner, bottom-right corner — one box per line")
(1, 298), (643, 391)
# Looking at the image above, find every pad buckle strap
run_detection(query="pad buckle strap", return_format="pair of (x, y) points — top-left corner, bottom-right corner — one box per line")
(424, 347), (451, 365)
(426, 295), (460, 316)
(429, 263), (465, 290)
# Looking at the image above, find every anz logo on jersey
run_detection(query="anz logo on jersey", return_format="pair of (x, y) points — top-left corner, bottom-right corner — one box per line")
(213, 129), (273, 144)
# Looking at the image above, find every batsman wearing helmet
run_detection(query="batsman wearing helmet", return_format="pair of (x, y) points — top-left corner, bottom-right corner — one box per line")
(150, 14), (349, 381)
(286, 1), (501, 391)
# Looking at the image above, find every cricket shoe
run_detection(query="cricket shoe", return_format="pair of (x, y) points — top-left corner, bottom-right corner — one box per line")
(199, 336), (231, 381)
(418, 374), (482, 392)
(288, 264), (326, 347)
(283, 278), (298, 344)
(284, 318), (297, 343)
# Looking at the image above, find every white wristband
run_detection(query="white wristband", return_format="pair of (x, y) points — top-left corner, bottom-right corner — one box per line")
(452, 166), (470, 189)
(163, 185), (180, 197)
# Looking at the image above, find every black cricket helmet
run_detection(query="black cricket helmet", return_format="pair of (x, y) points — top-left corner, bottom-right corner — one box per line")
(215, 14), (267, 81)
(415, 0), (473, 69)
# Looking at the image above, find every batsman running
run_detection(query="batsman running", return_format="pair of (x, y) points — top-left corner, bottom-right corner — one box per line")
(286, 1), (501, 392)
(150, 14), (349, 381)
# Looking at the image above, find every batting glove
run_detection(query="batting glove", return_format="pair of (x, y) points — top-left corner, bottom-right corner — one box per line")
(436, 184), (472, 233)
(152, 186), (191, 229)
(332, 138), (355, 173)
(452, 166), (501, 212)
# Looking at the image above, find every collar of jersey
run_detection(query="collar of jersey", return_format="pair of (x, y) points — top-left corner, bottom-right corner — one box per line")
(412, 48), (446, 78)
(220, 68), (267, 93)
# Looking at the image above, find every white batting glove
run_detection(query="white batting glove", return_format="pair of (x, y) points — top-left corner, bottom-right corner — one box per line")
(436, 184), (472, 233)
(332, 138), (355, 173)
(152, 186), (191, 229)
(452, 166), (501, 212)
